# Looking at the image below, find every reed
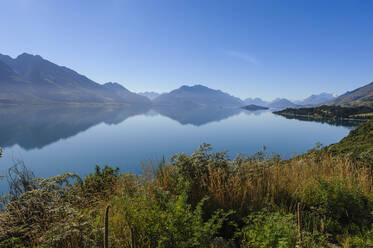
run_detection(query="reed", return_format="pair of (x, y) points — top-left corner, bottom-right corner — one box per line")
(104, 205), (111, 248)
(297, 202), (303, 248)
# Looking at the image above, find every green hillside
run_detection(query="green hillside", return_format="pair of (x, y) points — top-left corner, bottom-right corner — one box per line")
(324, 119), (373, 165)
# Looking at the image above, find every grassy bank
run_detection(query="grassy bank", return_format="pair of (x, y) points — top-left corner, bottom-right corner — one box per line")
(0, 122), (372, 248)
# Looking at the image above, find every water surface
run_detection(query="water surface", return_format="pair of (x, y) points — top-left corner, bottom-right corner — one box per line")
(0, 105), (354, 192)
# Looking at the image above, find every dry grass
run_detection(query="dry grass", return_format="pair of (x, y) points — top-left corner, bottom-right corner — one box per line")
(156, 152), (373, 216)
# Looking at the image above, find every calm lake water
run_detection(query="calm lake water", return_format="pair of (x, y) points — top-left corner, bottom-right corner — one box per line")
(0, 105), (356, 193)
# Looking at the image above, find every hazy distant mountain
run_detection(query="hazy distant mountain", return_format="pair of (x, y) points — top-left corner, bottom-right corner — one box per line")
(328, 82), (373, 107)
(103, 82), (151, 104)
(0, 53), (151, 105)
(244, 97), (269, 106)
(244, 96), (297, 109)
(153, 85), (244, 107)
(268, 98), (297, 109)
(138, 91), (161, 100)
(295, 93), (335, 106)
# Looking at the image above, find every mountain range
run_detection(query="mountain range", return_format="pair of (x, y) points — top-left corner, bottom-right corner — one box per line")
(244, 93), (336, 109)
(1, 52), (372, 109)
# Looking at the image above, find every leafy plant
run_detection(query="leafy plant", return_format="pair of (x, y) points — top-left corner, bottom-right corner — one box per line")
(106, 175), (233, 248)
(77, 165), (119, 202)
(237, 210), (298, 248)
(300, 178), (373, 236)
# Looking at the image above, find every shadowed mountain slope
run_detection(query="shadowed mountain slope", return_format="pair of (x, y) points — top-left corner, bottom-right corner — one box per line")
(0, 53), (151, 105)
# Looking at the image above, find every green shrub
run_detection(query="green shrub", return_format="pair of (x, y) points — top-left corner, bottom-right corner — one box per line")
(78, 165), (119, 200)
(344, 222), (372, 247)
(1, 237), (26, 248)
(237, 210), (298, 248)
(301, 178), (373, 236)
(106, 177), (232, 248)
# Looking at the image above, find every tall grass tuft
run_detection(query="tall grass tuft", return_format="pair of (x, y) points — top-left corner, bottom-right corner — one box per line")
(104, 205), (111, 248)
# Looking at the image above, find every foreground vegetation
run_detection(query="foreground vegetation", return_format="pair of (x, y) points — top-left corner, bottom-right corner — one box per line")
(323, 119), (373, 167)
(274, 105), (373, 121)
(0, 121), (372, 248)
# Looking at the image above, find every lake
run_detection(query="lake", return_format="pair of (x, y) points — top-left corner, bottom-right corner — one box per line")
(0, 105), (356, 192)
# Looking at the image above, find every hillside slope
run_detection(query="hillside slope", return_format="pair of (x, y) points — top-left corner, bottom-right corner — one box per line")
(329, 82), (373, 107)
(324, 119), (373, 164)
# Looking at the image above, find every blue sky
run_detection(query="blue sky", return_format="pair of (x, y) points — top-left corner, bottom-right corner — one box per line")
(1, 0), (373, 101)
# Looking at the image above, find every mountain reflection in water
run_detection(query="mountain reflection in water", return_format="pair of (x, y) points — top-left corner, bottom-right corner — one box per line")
(0, 105), (249, 150)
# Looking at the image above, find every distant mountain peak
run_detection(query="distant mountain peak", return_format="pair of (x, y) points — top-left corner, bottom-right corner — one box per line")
(267, 98), (297, 109)
(272, 98), (292, 102)
(182, 84), (205, 88)
(104, 82), (129, 91)
(178, 84), (212, 92)
(18, 52), (34, 57)
(16, 53), (43, 60)
(175, 84), (229, 96)
(154, 84), (243, 107)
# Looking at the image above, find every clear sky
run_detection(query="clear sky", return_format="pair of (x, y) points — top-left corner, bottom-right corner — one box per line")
(1, 0), (372, 101)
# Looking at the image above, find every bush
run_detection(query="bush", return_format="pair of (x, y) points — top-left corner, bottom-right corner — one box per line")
(0, 169), (98, 248)
(104, 174), (233, 248)
(237, 210), (298, 248)
(300, 178), (373, 236)
(78, 165), (119, 202)
(1, 237), (26, 248)
(344, 224), (373, 247)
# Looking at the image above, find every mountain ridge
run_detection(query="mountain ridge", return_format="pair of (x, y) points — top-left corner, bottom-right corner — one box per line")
(328, 82), (373, 107)
(0, 53), (151, 105)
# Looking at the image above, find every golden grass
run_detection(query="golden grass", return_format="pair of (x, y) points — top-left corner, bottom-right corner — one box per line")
(155, 153), (373, 216)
